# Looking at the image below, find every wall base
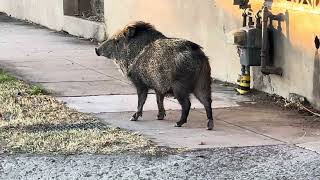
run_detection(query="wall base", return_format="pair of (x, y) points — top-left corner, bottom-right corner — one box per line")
(63, 15), (106, 42)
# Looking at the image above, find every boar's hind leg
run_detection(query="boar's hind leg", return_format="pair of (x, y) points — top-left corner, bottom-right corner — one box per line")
(156, 92), (166, 120)
(194, 85), (214, 130)
(173, 83), (191, 127)
(130, 87), (148, 121)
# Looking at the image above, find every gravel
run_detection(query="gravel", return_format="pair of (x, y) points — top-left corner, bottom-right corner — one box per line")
(1, 145), (320, 180)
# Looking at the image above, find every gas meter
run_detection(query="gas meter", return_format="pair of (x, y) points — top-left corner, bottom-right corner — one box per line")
(228, 26), (261, 66)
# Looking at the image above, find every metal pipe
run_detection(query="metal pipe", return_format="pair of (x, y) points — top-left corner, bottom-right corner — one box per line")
(260, 6), (283, 75)
(261, 7), (268, 69)
(241, 65), (246, 75)
(242, 12), (247, 27)
(248, 16), (254, 26)
(256, 10), (262, 29)
(246, 66), (250, 75)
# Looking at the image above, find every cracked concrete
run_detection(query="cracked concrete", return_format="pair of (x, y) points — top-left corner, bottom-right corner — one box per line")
(1, 13), (320, 179)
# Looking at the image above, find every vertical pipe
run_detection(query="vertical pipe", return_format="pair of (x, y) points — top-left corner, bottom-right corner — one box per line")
(246, 66), (250, 76)
(256, 10), (262, 29)
(77, 0), (81, 15)
(241, 65), (246, 75)
(242, 12), (247, 27)
(248, 16), (254, 26)
(261, 6), (268, 70)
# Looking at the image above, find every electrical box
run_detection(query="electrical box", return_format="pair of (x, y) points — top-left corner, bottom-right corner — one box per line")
(227, 26), (262, 66)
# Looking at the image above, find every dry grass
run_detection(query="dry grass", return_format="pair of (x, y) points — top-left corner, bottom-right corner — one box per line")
(0, 70), (163, 155)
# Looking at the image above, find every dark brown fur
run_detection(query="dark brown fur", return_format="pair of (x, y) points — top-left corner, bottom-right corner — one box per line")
(96, 21), (213, 130)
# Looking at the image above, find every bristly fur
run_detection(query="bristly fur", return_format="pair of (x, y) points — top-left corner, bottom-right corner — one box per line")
(96, 21), (214, 130)
(112, 21), (160, 39)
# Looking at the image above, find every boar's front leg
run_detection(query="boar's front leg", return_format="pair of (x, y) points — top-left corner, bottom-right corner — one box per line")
(156, 92), (166, 120)
(130, 87), (148, 121)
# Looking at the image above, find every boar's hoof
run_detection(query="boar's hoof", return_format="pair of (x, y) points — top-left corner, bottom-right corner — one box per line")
(130, 117), (138, 121)
(157, 112), (166, 120)
(130, 113), (141, 121)
(174, 121), (185, 127)
(174, 123), (182, 127)
(207, 120), (214, 130)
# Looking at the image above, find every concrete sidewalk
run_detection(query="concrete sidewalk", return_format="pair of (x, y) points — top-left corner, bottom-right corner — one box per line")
(1, 14), (320, 151)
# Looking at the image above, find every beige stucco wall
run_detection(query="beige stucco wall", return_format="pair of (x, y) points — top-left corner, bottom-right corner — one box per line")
(104, 0), (320, 110)
(104, 0), (243, 84)
(0, 0), (318, 109)
(0, 0), (64, 31)
(0, 0), (107, 41)
(249, 0), (320, 110)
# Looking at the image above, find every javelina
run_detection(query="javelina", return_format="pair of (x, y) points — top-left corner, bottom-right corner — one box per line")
(95, 21), (213, 130)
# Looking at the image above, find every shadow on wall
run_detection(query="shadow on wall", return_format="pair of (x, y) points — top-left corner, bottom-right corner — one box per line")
(268, 8), (291, 68)
(313, 38), (320, 102)
(253, 10), (292, 92)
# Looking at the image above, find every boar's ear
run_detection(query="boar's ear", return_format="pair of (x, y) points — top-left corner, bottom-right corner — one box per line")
(126, 27), (136, 38)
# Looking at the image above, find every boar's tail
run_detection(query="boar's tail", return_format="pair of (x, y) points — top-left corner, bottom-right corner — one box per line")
(173, 41), (211, 95)
(193, 55), (212, 107)
(197, 56), (212, 93)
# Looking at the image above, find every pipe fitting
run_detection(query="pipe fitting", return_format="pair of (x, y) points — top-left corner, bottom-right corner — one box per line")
(255, 10), (262, 29)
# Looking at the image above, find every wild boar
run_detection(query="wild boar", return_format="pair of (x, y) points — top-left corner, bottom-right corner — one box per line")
(95, 21), (213, 130)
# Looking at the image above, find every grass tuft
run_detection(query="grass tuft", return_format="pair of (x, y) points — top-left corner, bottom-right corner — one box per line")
(29, 85), (47, 95)
(0, 70), (167, 155)
(0, 70), (16, 82)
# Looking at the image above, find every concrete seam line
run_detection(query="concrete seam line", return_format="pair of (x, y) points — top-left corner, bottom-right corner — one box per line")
(194, 109), (287, 144)
(55, 93), (159, 98)
(63, 58), (132, 85)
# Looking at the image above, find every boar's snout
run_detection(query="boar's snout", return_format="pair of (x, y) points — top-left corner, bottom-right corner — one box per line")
(95, 48), (100, 56)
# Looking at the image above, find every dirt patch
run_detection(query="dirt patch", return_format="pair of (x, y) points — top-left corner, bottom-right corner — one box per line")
(248, 90), (320, 120)
(214, 79), (320, 121)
